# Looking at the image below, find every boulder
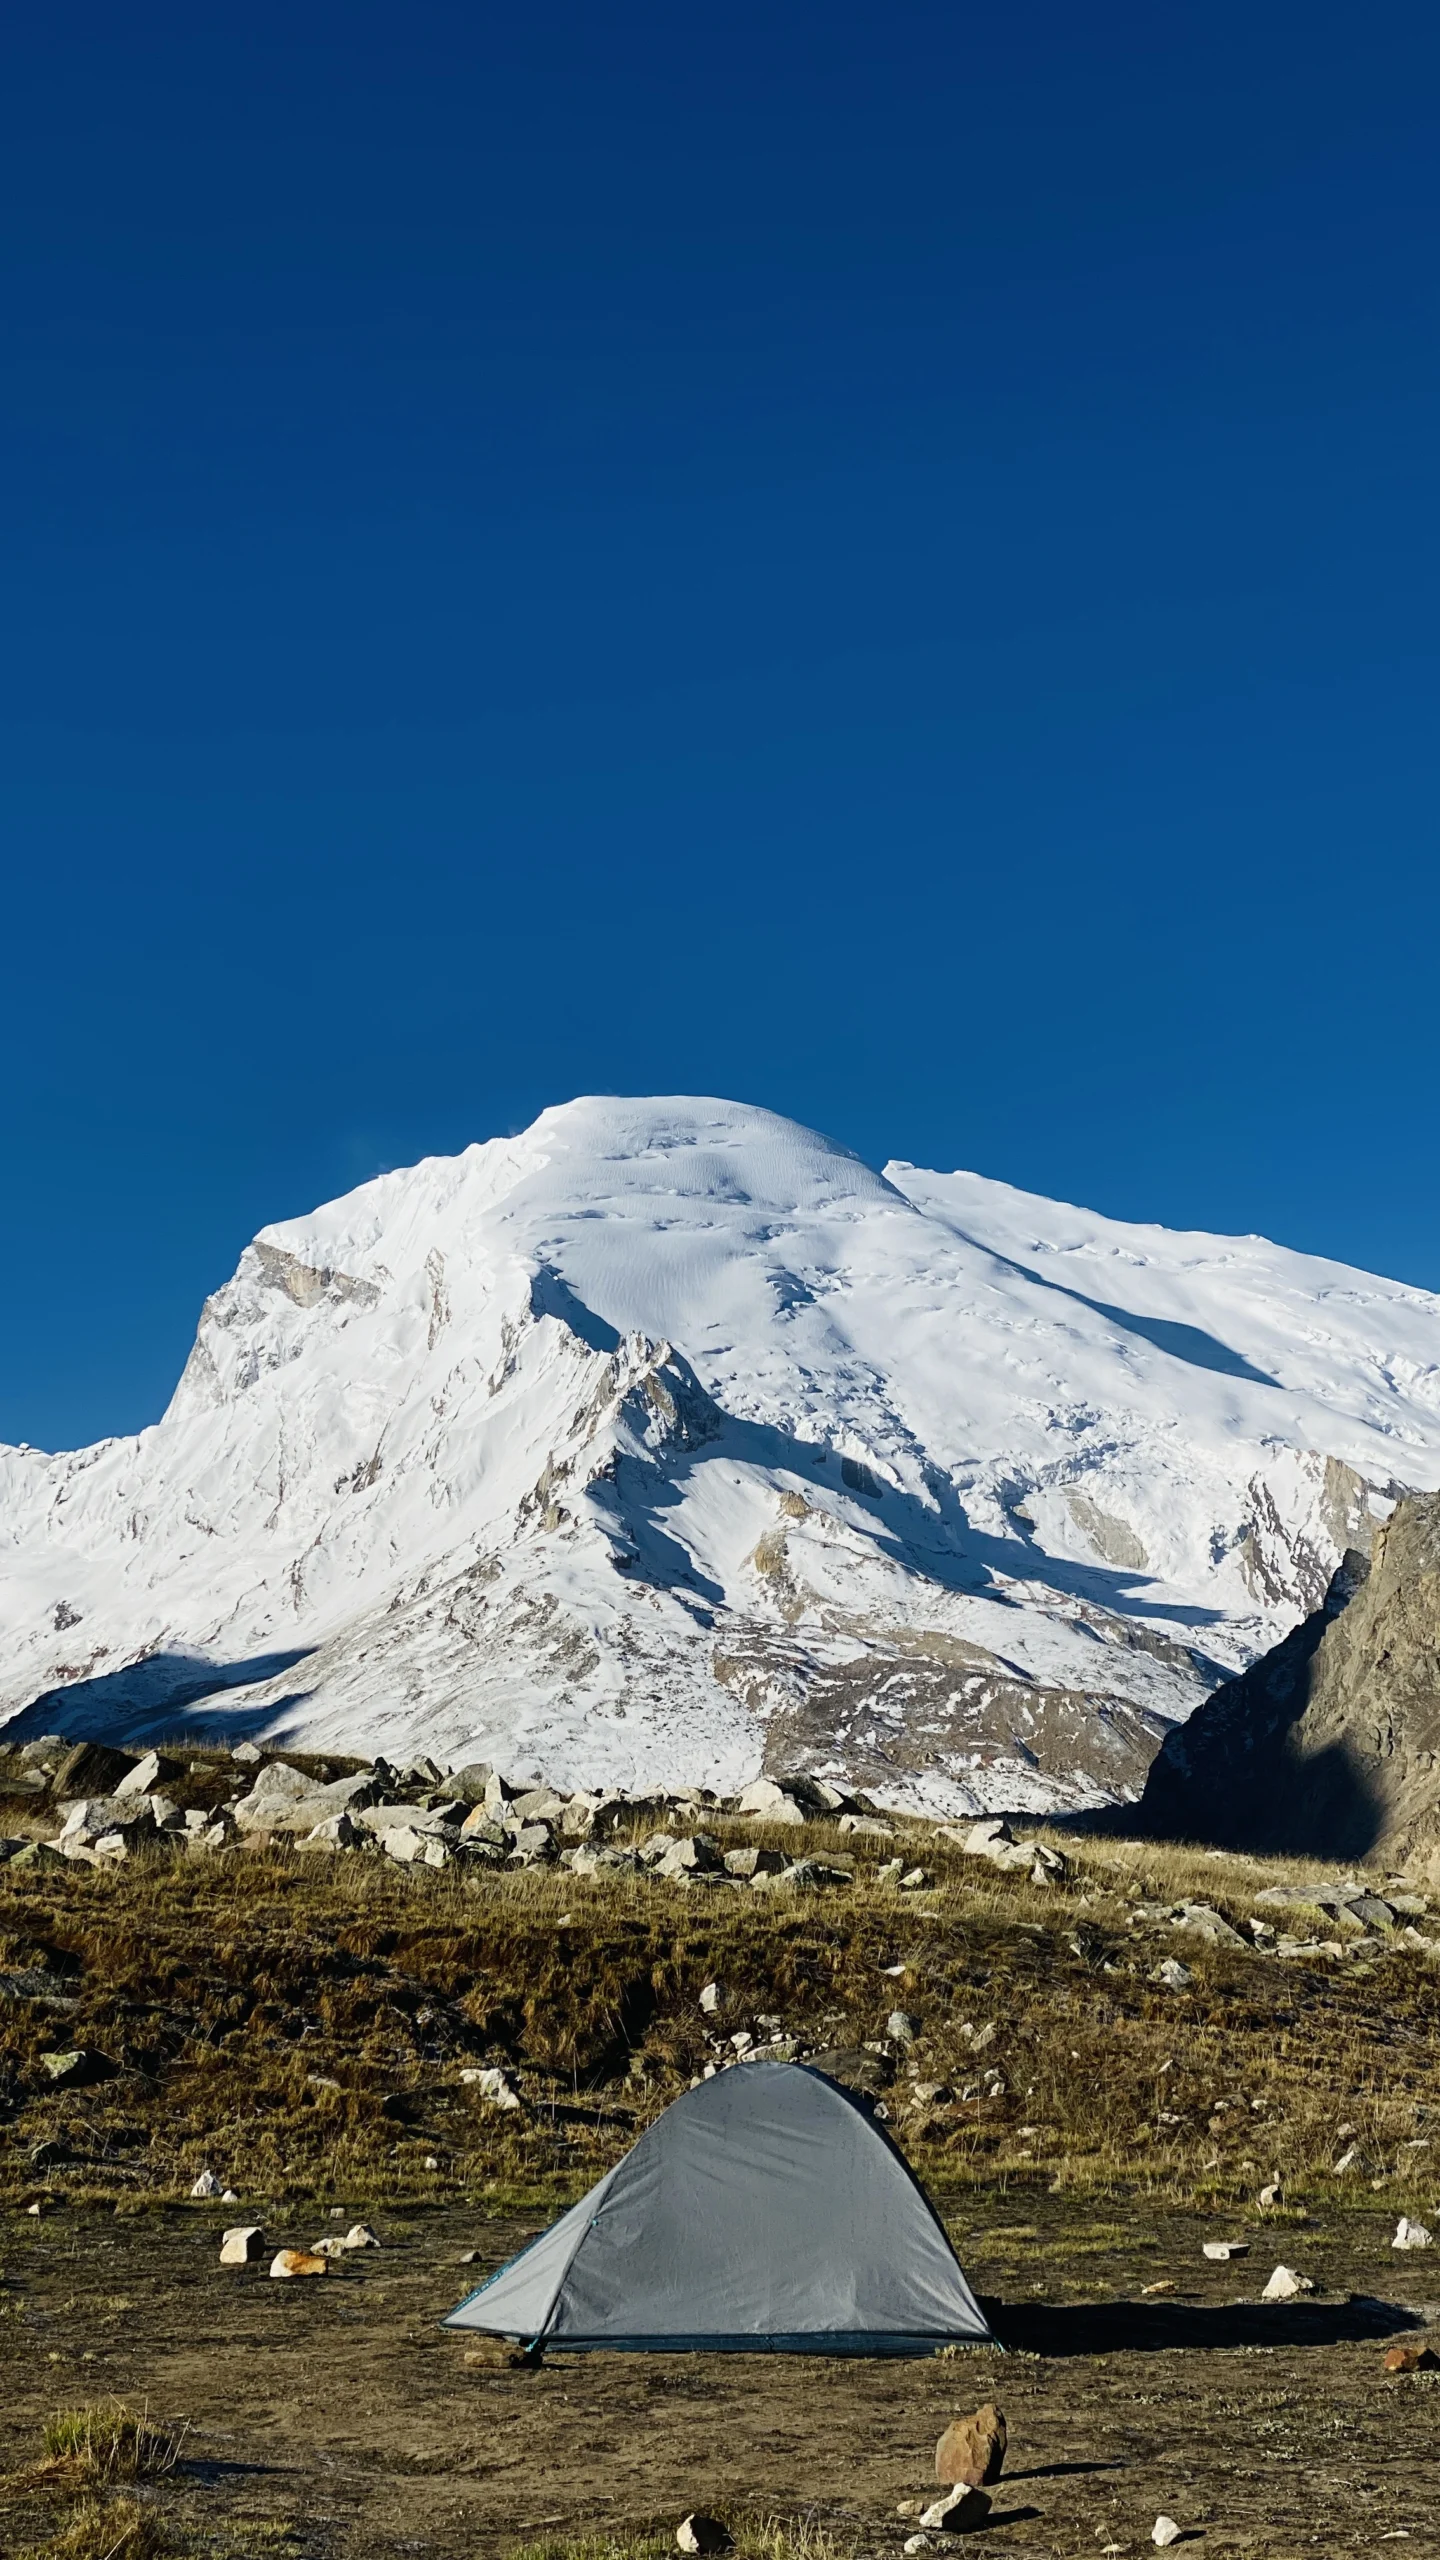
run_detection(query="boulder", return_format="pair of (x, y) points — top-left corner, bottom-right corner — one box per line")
(918, 2485), (992, 2532)
(269, 2249), (331, 2278)
(509, 1786), (569, 1825)
(656, 1834), (724, 1877)
(113, 1750), (182, 1800)
(1394, 2217), (1433, 2250)
(1151, 2520), (1183, 2549)
(232, 1762), (321, 1834)
(459, 1807), (507, 1846)
(723, 1845), (786, 1878)
(935, 2402), (1007, 2487)
(735, 1778), (806, 1825)
(506, 1823), (555, 1864)
(51, 1741), (140, 1799)
(299, 1812), (364, 1852)
(219, 2225), (266, 2265)
(838, 1814), (895, 1838)
(448, 1761), (495, 1804)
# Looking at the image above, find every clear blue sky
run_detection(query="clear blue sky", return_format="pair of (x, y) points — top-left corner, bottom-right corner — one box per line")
(6, 2), (1440, 1452)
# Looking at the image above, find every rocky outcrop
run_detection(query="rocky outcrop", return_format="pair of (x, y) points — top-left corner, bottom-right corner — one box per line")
(1138, 1491), (1440, 1861)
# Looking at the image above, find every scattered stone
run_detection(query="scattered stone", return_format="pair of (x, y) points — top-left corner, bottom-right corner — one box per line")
(1202, 2241), (1249, 2261)
(1258, 2180), (1284, 2207)
(904, 2538), (933, 2555)
(190, 2169), (222, 2199)
(1394, 2217), (1433, 2250)
(1384, 2340), (1440, 2372)
(935, 2401), (1007, 2487)
(40, 2048), (113, 2087)
(219, 2225), (266, 2265)
(1334, 2145), (1361, 2174)
(1140, 2280), (1177, 2296)
(1261, 2264), (1314, 2300)
(699, 1981), (723, 2013)
(675, 2516), (731, 2555)
(462, 2066), (522, 2111)
(918, 2485), (992, 2532)
(888, 2010), (918, 2045)
(1151, 2520), (1182, 2549)
(898, 1868), (932, 1891)
(1152, 1960), (1193, 1991)
(269, 2248), (331, 2278)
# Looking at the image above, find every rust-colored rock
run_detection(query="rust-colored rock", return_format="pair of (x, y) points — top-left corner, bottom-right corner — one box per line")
(1385, 2340), (1440, 2372)
(935, 2402), (1007, 2487)
(269, 2248), (330, 2279)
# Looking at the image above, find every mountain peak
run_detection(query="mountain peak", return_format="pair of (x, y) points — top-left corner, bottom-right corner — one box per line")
(4, 1096), (1439, 1815)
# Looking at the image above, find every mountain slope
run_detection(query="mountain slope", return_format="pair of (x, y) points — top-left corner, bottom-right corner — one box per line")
(1138, 1489), (1440, 1862)
(3, 1095), (1440, 1812)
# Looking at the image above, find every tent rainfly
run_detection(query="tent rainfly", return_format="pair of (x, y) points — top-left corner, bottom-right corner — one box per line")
(443, 2058), (992, 2354)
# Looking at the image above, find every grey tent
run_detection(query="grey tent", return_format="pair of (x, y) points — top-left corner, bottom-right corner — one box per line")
(444, 2059), (991, 2354)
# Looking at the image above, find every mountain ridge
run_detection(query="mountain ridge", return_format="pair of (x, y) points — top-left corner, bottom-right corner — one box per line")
(4, 1094), (1440, 1813)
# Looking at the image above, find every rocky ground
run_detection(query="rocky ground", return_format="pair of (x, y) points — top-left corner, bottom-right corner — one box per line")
(4, 1740), (1440, 2555)
(3, 2194), (1440, 2558)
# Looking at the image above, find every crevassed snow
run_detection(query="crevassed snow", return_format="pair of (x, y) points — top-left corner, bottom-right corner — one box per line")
(3, 1095), (1439, 1813)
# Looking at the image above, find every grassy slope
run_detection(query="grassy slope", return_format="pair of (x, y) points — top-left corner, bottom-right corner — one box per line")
(2, 1814), (1437, 2221)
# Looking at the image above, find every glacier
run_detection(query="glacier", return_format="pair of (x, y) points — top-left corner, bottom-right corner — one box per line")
(3, 1093), (1440, 1815)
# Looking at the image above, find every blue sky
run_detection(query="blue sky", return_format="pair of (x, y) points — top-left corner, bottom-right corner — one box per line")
(6, 1), (1440, 1451)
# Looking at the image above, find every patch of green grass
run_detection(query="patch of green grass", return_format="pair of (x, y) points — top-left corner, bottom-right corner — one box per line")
(40, 2403), (187, 2485)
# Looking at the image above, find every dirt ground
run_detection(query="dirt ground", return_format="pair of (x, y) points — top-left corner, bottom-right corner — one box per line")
(4, 2191), (1440, 2559)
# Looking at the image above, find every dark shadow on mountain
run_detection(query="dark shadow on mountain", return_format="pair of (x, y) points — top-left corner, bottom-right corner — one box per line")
(1132, 1732), (1387, 1862)
(1128, 1554), (1384, 1857)
(529, 1265), (622, 1354)
(986, 2290), (1422, 2357)
(945, 1233), (1279, 1388)
(6, 1650), (316, 1749)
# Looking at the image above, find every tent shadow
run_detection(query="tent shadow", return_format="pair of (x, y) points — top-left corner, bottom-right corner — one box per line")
(985, 2292), (1424, 2356)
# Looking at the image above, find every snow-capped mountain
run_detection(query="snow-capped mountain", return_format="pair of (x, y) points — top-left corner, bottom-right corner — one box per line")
(4, 1095), (1440, 1815)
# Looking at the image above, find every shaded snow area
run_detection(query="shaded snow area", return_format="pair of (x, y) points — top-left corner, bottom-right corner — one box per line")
(4, 1095), (1440, 1815)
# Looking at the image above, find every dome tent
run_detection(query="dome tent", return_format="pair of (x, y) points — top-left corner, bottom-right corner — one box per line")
(443, 2059), (991, 2354)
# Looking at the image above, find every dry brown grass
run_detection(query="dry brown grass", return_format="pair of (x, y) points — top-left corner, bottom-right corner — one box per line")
(13, 2496), (175, 2560)
(2, 1810), (1437, 2217)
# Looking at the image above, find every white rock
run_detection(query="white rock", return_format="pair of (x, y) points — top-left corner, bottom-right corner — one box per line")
(190, 2169), (222, 2198)
(699, 1981), (722, 2013)
(1394, 2217), (1434, 2250)
(1151, 2519), (1182, 2549)
(735, 1778), (805, 1824)
(1261, 2264), (1314, 2300)
(1333, 2145), (1360, 2174)
(1202, 2240), (1248, 2261)
(1153, 1959), (1193, 1990)
(219, 2225), (265, 2265)
(1258, 2180), (1284, 2207)
(463, 2066), (522, 2111)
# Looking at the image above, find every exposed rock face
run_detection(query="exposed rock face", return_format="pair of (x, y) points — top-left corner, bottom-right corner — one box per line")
(1138, 1492), (1440, 1861)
